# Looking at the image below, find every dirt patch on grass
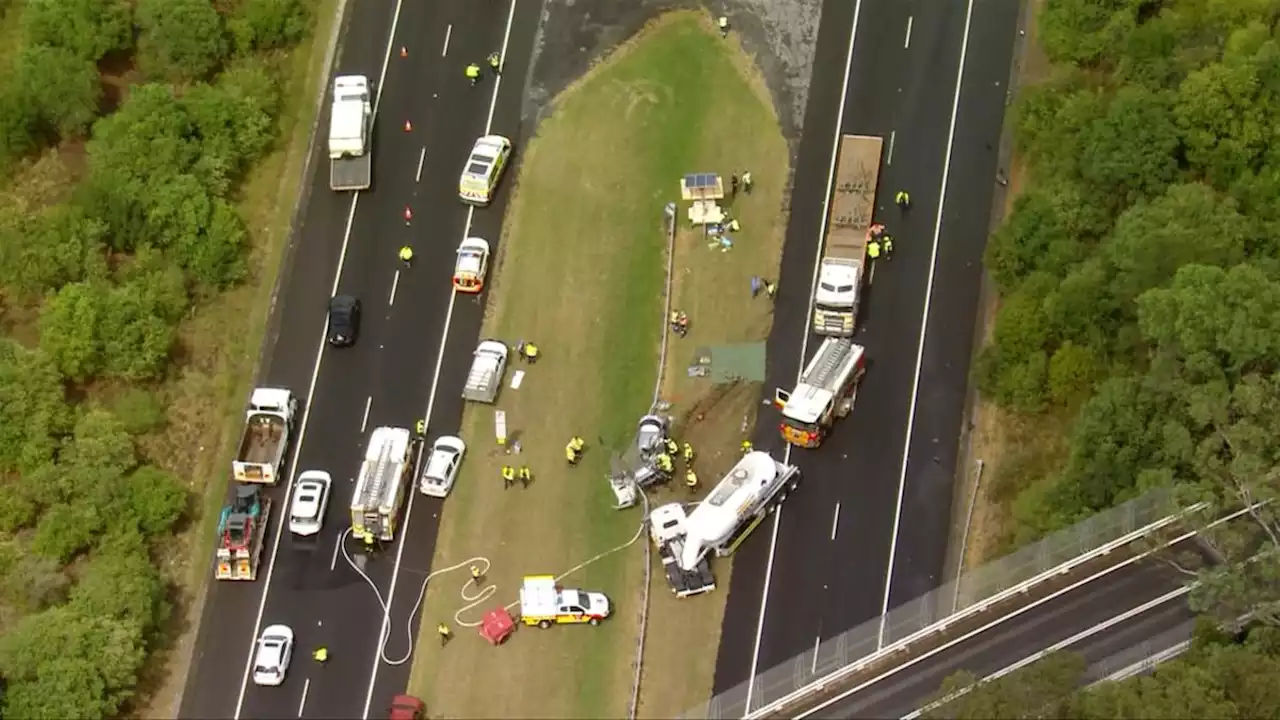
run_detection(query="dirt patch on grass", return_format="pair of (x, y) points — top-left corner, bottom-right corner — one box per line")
(407, 11), (788, 719)
(957, 0), (1060, 568)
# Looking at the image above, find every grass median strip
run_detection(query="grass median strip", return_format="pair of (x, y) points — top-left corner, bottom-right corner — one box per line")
(406, 11), (788, 718)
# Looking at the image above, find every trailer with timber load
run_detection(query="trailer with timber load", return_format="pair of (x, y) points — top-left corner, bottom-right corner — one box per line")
(650, 452), (800, 598)
(774, 337), (867, 448)
(812, 135), (884, 337)
(350, 426), (413, 543)
(216, 485), (271, 581)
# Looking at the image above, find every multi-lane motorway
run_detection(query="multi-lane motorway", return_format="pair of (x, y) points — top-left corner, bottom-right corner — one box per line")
(715, 0), (1022, 696)
(178, 1), (540, 717)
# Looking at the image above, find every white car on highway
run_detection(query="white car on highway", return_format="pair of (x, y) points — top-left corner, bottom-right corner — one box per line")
(419, 436), (466, 498)
(252, 624), (294, 687)
(457, 135), (512, 205)
(289, 470), (331, 536)
(452, 237), (491, 294)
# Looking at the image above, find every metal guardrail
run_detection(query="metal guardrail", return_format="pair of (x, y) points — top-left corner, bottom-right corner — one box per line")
(680, 489), (1182, 719)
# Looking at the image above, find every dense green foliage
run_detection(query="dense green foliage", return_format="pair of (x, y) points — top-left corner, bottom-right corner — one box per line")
(926, 623), (1280, 719)
(986, 0), (1280, 580)
(0, 0), (313, 717)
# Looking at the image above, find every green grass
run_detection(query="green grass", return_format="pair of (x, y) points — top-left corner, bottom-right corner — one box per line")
(405, 11), (789, 719)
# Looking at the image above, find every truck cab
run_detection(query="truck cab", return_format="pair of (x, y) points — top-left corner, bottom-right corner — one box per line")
(329, 75), (373, 191)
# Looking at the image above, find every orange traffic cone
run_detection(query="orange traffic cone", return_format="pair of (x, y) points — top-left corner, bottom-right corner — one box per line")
(400, 46), (408, 58)
(404, 120), (413, 132)
(404, 206), (413, 223)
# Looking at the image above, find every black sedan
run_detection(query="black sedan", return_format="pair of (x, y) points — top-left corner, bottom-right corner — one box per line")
(327, 295), (361, 347)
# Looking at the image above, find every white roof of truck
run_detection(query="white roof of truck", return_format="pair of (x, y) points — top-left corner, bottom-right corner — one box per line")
(250, 387), (292, 411)
(520, 576), (561, 615)
(783, 338), (865, 424)
(351, 426), (411, 512)
(684, 452), (782, 549)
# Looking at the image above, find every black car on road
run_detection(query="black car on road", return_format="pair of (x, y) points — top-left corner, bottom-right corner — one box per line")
(327, 295), (361, 347)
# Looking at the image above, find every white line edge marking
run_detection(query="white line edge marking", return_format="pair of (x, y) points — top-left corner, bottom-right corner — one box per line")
(298, 678), (311, 717)
(233, 0), (407, 710)
(796, 537), (1191, 718)
(811, 635), (822, 674)
(415, 147), (426, 182)
(743, 0), (863, 714)
(330, 530), (343, 571)
(830, 503), (841, 541)
(389, 269), (400, 306)
(360, 3), (520, 717)
(887, 129), (896, 166)
(877, 0), (976, 650)
(360, 396), (372, 433)
(441, 24), (452, 57)
(902, 587), (1190, 719)
(904, 15), (913, 49)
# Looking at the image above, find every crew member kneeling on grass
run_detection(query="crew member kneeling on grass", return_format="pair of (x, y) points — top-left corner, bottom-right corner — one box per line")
(522, 342), (540, 364)
(566, 436), (585, 466)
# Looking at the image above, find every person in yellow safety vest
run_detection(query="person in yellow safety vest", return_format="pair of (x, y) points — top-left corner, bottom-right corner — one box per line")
(518, 466), (532, 488)
(868, 239), (881, 259)
(399, 245), (414, 266)
(415, 418), (426, 437)
(470, 565), (483, 584)
(741, 439), (753, 454)
(764, 280), (777, 298)
(727, 218), (741, 232)
(685, 469), (699, 491)
(313, 647), (329, 663)
(523, 342), (540, 364)
(895, 190), (911, 209)
(488, 52), (501, 72)
(437, 623), (452, 646)
(501, 465), (516, 488)
(882, 236), (894, 258)
(656, 453), (673, 474)
(665, 438), (678, 456)
(682, 442), (695, 463)
(363, 532), (376, 549)
(465, 63), (481, 85)
(742, 171), (754, 193)
(565, 443), (579, 465)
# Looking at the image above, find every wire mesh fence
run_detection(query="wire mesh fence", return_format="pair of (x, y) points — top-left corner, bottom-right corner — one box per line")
(682, 488), (1176, 719)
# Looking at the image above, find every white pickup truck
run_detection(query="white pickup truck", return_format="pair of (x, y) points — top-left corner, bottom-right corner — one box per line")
(462, 340), (509, 404)
(232, 387), (298, 485)
(329, 75), (373, 191)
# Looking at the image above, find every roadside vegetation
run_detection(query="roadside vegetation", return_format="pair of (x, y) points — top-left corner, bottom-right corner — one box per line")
(927, 622), (1280, 719)
(969, 0), (1280, 624)
(405, 11), (788, 718)
(0, 0), (328, 715)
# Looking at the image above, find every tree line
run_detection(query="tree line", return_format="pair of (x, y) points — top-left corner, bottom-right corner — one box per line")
(926, 623), (1280, 719)
(0, 0), (311, 716)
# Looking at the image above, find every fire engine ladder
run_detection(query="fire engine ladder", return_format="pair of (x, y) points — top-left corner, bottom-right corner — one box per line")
(807, 338), (854, 390)
(359, 440), (397, 508)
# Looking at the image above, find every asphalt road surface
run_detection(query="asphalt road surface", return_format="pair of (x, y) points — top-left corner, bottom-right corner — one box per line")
(715, 0), (1022, 694)
(802, 558), (1193, 718)
(177, 0), (541, 718)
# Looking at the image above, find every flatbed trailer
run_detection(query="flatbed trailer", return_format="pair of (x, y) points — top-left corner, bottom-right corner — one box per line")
(812, 135), (883, 336)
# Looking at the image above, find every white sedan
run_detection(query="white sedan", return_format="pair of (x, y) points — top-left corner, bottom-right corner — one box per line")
(289, 470), (331, 536)
(420, 436), (466, 498)
(252, 624), (294, 687)
(457, 135), (512, 205)
(453, 237), (491, 293)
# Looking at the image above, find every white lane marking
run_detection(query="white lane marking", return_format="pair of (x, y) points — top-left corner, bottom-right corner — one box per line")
(297, 678), (311, 717)
(330, 530), (343, 571)
(868, 259), (876, 286)
(415, 147), (426, 182)
(360, 396), (372, 433)
(877, 0), (976, 650)
(830, 503), (841, 541)
(389, 269), (400, 306)
(235, 197), (364, 719)
(441, 24), (452, 57)
(904, 15), (913, 49)
(743, 0), (864, 713)
(903, 586), (1190, 719)
(372, 0), (408, 117)
(360, 4), (521, 717)
(482, 0), (520, 133)
(811, 635), (822, 674)
(887, 129), (896, 166)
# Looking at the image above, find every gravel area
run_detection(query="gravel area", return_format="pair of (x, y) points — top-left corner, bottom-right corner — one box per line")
(520, 0), (824, 150)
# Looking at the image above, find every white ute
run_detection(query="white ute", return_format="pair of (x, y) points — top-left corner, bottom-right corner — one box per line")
(232, 387), (298, 485)
(462, 340), (508, 404)
(419, 436), (466, 498)
(651, 452), (800, 597)
(329, 75), (373, 191)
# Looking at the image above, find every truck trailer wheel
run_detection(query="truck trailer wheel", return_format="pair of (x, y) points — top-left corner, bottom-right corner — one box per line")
(538, 619), (552, 629)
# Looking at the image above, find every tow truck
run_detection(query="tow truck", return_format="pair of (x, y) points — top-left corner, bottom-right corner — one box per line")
(216, 485), (271, 580)
(350, 426), (413, 543)
(329, 75), (373, 191)
(812, 135), (884, 336)
(650, 451), (800, 597)
(232, 387), (297, 484)
(518, 575), (612, 628)
(774, 337), (866, 448)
